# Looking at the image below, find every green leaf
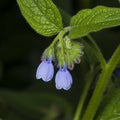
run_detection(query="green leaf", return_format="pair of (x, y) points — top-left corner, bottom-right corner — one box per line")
(17, 0), (63, 36)
(96, 89), (120, 120)
(69, 6), (120, 39)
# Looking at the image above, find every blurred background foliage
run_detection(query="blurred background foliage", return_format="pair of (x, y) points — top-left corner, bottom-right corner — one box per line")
(0, 0), (120, 120)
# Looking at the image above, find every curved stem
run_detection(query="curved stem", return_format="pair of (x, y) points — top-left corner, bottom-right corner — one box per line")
(87, 35), (106, 69)
(49, 27), (71, 48)
(82, 45), (120, 120)
(73, 65), (101, 120)
(73, 67), (94, 120)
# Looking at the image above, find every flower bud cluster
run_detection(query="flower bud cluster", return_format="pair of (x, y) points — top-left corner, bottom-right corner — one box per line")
(56, 36), (84, 68)
(36, 35), (83, 90)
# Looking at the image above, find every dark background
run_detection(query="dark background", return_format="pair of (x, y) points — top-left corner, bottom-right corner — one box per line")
(0, 0), (120, 120)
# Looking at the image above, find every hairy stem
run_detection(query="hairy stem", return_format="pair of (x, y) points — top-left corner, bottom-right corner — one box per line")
(82, 45), (120, 120)
(73, 65), (101, 120)
(50, 27), (71, 48)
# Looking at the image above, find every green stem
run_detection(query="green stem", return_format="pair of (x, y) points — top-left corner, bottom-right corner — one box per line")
(51, 26), (71, 66)
(87, 35), (106, 69)
(44, 27), (71, 59)
(73, 66), (95, 120)
(73, 65), (101, 120)
(49, 27), (71, 48)
(82, 45), (120, 120)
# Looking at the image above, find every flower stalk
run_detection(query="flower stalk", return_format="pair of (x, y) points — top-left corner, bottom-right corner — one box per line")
(82, 45), (120, 120)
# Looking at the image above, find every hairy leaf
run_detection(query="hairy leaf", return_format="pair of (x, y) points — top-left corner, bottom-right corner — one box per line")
(17, 0), (63, 36)
(69, 6), (120, 39)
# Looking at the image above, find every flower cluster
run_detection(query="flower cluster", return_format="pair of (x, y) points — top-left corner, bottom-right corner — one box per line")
(36, 36), (83, 90)
(36, 57), (72, 90)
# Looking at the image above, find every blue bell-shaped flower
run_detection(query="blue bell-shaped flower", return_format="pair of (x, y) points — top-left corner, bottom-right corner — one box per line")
(36, 56), (54, 82)
(55, 65), (72, 90)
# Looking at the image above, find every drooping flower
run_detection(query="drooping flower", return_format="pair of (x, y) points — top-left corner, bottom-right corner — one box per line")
(55, 65), (72, 90)
(35, 35), (83, 90)
(36, 56), (54, 82)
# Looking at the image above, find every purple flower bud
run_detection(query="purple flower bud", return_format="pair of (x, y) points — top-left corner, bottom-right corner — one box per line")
(36, 56), (54, 82)
(55, 65), (72, 90)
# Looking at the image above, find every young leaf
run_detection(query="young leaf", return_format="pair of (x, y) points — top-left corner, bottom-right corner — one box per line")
(17, 0), (63, 36)
(69, 6), (120, 39)
(96, 89), (120, 120)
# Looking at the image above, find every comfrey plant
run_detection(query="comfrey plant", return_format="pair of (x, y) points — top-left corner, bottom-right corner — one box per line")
(17, 0), (120, 120)
(36, 35), (83, 90)
(36, 56), (54, 82)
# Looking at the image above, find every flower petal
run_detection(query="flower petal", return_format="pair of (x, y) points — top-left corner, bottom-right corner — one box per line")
(36, 58), (54, 82)
(66, 70), (72, 85)
(55, 67), (73, 90)
(63, 70), (72, 90)
(55, 70), (63, 89)
(42, 63), (54, 82)
(36, 61), (47, 79)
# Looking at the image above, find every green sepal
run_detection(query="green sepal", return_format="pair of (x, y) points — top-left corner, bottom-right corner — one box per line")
(56, 36), (84, 67)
